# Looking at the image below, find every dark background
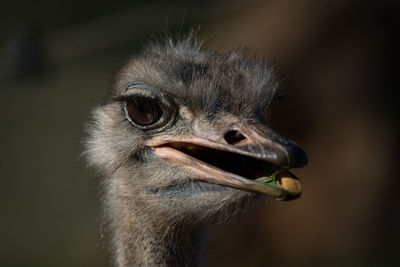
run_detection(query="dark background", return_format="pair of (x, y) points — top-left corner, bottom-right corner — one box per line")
(1, 0), (399, 266)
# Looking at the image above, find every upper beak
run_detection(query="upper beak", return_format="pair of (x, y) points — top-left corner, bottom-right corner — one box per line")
(147, 122), (308, 201)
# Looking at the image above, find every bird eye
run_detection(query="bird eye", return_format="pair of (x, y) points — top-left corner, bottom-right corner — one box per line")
(124, 97), (163, 127)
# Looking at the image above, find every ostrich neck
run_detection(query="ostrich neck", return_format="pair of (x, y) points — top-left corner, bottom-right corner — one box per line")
(107, 195), (206, 267)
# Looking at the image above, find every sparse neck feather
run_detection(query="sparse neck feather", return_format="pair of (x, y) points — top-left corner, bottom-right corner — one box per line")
(106, 195), (206, 267)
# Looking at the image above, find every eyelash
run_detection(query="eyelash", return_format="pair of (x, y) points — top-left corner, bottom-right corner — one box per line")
(112, 93), (156, 103)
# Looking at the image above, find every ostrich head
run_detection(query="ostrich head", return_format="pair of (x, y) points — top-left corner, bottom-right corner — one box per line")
(85, 37), (307, 265)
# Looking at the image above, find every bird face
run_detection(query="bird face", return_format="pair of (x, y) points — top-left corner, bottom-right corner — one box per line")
(86, 40), (307, 222)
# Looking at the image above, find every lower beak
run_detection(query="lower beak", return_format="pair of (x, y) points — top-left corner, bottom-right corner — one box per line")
(148, 123), (307, 201)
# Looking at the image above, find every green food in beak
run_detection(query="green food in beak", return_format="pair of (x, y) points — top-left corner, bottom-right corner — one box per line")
(256, 167), (290, 188)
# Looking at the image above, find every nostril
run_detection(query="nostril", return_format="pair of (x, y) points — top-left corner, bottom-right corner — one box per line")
(224, 130), (246, 145)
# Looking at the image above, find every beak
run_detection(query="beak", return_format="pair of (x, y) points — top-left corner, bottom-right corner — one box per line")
(147, 122), (308, 201)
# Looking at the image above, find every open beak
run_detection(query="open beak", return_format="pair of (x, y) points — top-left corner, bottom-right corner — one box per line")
(147, 122), (308, 201)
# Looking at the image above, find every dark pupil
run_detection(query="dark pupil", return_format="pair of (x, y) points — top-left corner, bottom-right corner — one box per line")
(126, 98), (162, 126)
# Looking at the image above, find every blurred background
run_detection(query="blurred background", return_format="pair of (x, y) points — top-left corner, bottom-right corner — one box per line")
(1, 0), (399, 266)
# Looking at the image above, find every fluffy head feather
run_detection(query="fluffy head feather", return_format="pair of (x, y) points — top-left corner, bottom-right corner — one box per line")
(112, 38), (279, 118)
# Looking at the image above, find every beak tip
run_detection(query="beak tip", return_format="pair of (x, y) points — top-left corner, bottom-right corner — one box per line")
(281, 193), (302, 201)
(287, 145), (308, 168)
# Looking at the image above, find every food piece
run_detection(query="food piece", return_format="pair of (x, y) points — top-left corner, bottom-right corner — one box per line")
(256, 167), (302, 197)
(276, 170), (302, 196)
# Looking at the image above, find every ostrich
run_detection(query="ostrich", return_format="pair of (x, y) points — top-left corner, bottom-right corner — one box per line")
(85, 37), (307, 266)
